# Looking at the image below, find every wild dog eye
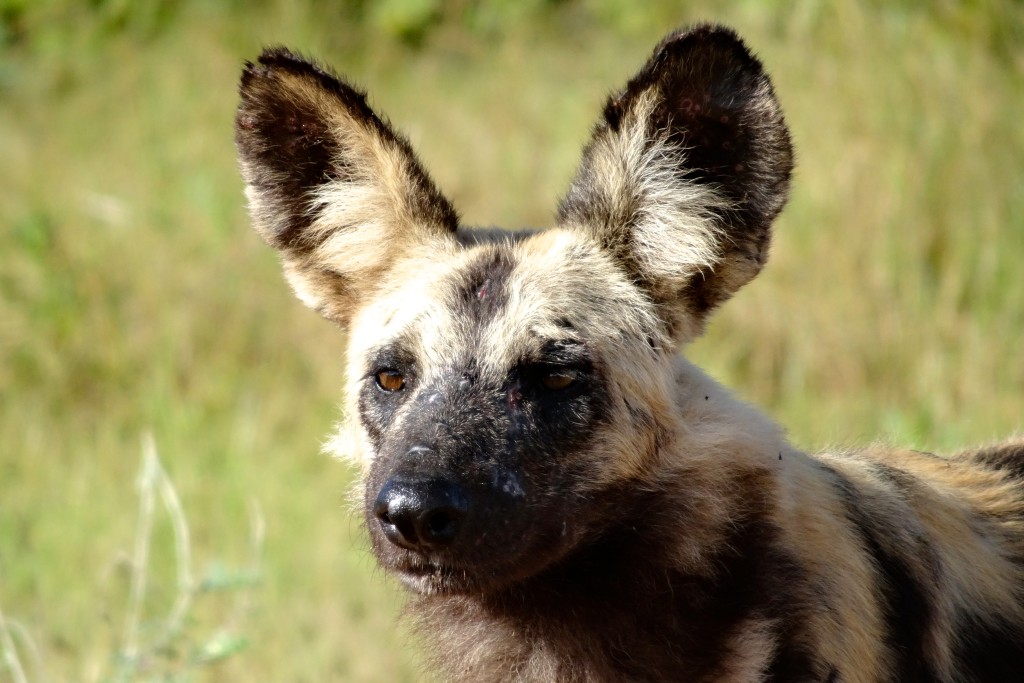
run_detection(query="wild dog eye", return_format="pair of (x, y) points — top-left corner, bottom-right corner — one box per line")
(375, 369), (406, 392)
(540, 371), (575, 391)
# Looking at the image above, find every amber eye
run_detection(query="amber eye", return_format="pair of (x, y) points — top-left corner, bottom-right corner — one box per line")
(540, 371), (575, 391)
(375, 369), (405, 392)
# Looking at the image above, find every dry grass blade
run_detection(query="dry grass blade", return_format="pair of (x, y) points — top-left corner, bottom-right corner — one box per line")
(0, 606), (29, 683)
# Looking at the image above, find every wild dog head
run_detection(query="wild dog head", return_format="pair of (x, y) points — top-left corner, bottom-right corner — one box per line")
(236, 25), (792, 595)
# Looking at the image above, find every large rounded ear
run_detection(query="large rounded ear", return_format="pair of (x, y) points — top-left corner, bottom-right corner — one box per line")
(235, 48), (459, 325)
(558, 25), (793, 341)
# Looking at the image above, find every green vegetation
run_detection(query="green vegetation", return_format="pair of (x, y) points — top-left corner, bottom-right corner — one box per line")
(1, 1), (1022, 680)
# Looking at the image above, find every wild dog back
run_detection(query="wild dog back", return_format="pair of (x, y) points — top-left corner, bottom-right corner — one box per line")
(236, 24), (1024, 683)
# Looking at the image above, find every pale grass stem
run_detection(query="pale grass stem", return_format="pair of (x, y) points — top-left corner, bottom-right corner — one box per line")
(116, 432), (196, 678)
(2, 435), (262, 682)
(114, 433), (263, 679)
(0, 605), (29, 683)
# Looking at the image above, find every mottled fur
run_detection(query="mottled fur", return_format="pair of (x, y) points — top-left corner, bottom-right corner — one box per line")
(236, 25), (1024, 683)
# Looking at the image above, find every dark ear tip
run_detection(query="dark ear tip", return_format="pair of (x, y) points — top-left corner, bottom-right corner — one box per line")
(239, 47), (290, 94)
(660, 23), (744, 48)
(664, 23), (737, 39)
(655, 23), (763, 73)
(238, 46), (368, 111)
(239, 46), (336, 90)
(256, 45), (314, 70)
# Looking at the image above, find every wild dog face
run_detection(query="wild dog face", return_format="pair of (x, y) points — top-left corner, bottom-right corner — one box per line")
(236, 26), (792, 595)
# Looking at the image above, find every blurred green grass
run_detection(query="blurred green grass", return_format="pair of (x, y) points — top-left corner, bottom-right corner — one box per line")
(1, 1), (1022, 680)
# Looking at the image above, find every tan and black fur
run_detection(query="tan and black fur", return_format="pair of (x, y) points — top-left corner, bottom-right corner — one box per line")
(235, 25), (1024, 683)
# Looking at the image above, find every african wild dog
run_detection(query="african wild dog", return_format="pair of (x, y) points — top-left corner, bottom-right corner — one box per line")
(235, 24), (1024, 683)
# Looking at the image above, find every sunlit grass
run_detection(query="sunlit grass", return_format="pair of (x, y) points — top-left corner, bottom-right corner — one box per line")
(1, 439), (264, 683)
(1, 1), (1022, 680)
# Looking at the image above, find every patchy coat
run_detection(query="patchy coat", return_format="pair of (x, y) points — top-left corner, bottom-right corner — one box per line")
(235, 24), (1024, 683)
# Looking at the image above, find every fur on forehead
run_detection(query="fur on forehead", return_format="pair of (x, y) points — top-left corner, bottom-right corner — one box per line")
(345, 228), (668, 381)
(480, 229), (667, 374)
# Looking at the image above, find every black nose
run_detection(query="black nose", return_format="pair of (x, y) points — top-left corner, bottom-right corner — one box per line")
(373, 477), (469, 551)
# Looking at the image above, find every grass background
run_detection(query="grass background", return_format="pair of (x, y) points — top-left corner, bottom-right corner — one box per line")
(1, 1), (1022, 681)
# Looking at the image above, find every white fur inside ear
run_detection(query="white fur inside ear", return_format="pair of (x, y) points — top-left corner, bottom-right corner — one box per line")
(589, 89), (731, 282)
(306, 123), (404, 267)
(309, 180), (394, 274)
(282, 260), (326, 309)
(303, 124), (455, 293)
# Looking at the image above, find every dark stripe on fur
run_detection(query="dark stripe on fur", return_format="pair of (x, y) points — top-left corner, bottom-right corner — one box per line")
(970, 443), (1024, 481)
(825, 464), (939, 682)
(449, 247), (515, 323)
(950, 613), (1024, 682)
(764, 642), (826, 682)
